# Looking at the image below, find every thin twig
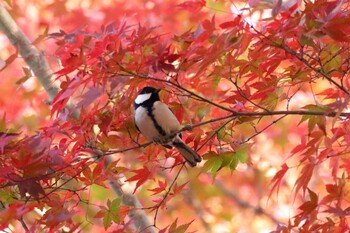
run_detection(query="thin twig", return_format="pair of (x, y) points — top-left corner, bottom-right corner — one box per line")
(106, 109), (350, 156)
(197, 118), (236, 151)
(229, 68), (271, 112)
(140, 163), (186, 231)
(19, 217), (29, 232)
(240, 115), (287, 144)
(251, 26), (350, 95)
(153, 163), (185, 227)
(114, 64), (236, 113)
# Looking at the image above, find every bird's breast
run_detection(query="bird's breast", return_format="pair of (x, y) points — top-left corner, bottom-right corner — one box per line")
(134, 101), (181, 141)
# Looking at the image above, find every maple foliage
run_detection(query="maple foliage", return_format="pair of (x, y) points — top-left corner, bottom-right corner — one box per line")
(1, 0), (350, 232)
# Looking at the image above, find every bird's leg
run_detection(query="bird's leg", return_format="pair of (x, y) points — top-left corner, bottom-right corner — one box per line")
(152, 137), (162, 145)
(153, 137), (170, 145)
(153, 133), (177, 145)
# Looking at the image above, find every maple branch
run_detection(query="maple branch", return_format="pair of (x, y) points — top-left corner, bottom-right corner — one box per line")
(0, 5), (155, 232)
(154, 163), (185, 228)
(198, 118), (235, 151)
(112, 65), (235, 113)
(105, 157), (156, 233)
(229, 72), (271, 112)
(281, 44), (349, 95)
(106, 109), (350, 156)
(252, 26), (350, 96)
(240, 114), (287, 145)
(0, 3), (59, 101)
(113, 65), (350, 120)
(140, 164), (185, 230)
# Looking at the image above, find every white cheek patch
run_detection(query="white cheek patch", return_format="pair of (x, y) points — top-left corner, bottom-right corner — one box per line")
(135, 93), (152, 104)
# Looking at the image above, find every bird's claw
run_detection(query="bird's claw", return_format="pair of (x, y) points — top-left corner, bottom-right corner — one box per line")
(153, 135), (174, 145)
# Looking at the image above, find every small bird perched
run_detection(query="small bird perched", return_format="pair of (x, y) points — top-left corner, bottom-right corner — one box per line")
(134, 86), (202, 166)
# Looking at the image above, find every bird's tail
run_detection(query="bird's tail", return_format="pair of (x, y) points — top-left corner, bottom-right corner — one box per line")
(172, 137), (202, 167)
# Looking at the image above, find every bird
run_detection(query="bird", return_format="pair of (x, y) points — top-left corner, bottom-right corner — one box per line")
(134, 86), (202, 166)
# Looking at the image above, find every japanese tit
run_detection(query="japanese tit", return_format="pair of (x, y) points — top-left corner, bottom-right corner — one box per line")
(134, 86), (202, 166)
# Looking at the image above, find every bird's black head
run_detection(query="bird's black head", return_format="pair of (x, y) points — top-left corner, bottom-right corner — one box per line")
(134, 86), (161, 108)
(139, 86), (160, 95)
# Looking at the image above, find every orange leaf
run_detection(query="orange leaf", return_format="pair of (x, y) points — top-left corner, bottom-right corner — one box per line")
(0, 45), (18, 72)
(32, 26), (49, 45)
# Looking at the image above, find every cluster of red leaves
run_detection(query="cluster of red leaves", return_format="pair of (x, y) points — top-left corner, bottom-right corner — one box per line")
(2, 0), (350, 232)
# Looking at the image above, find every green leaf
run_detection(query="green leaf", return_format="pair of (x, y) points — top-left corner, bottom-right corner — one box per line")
(212, 73), (221, 89)
(4, 0), (12, 7)
(102, 198), (122, 230)
(203, 151), (223, 177)
(302, 104), (330, 112)
(0, 190), (14, 204)
(103, 211), (112, 230)
(91, 184), (109, 201)
(203, 148), (248, 175)
(228, 147), (248, 170)
(217, 127), (226, 140)
(216, 126), (233, 143)
(195, 104), (210, 120)
(320, 44), (342, 73)
(109, 198), (121, 213)
(221, 151), (235, 168)
(235, 147), (248, 163)
(299, 105), (330, 133)
(169, 218), (179, 232)
(229, 155), (239, 170)
(203, 156), (223, 175)
(262, 92), (279, 111)
(300, 34), (315, 47)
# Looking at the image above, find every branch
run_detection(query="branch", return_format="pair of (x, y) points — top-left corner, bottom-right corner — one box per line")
(0, 4), (155, 232)
(140, 163), (186, 230)
(19, 217), (29, 232)
(0, 3), (59, 101)
(113, 66), (350, 117)
(113, 65), (235, 113)
(106, 109), (350, 156)
(251, 26), (350, 96)
(105, 157), (156, 233)
(240, 115), (287, 144)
